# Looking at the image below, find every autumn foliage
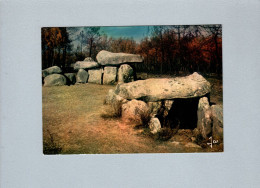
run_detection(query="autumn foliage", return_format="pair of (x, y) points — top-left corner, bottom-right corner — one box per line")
(41, 25), (222, 75)
(135, 25), (222, 74)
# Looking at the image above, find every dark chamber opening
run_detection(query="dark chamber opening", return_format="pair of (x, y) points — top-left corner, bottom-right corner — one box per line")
(157, 98), (200, 130)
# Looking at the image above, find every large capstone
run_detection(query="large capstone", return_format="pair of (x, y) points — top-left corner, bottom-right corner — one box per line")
(197, 97), (212, 139)
(44, 74), (67, 86)
(211, 105), (223, 140)
(74, 57), (100, 70)
(115, 72), (211, 102)
(42, 66), (62, 78)
(76, 69), (89, 83)
(121, 99), (149, 125)
(88, 68), (103, 84)
(118, 64), (134, 84)
(96, 50), (143, 66)
(103, 66), (118, 85)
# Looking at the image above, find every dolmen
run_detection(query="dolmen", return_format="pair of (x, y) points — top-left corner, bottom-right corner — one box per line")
(105, 72), (223, 141)
(74, 50), (143, 85)
(42, 50), (144, 86)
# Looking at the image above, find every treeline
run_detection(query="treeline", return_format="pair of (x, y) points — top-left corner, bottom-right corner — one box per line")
(41, 25), (222, 75)
(136, 25), (222, 74)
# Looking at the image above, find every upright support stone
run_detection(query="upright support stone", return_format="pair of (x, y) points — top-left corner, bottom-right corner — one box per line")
(65, 73), (76, 85)
(76, 69), (89, 83)
(197, 97), (212, 139)
(118, 64), (134, 84)
(211, 105), (223, 141)
(88, 68), (103, 84)
(165, 100), (174, 111)
(147, 101), (162, 117)
(163, 100), (174, 117)
(103, 66), (118, 85)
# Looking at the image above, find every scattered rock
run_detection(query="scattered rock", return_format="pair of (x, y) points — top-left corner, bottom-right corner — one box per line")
(121, 99), (149, 124)
(64, 73), (76, 84)
(118, 64), (134, 84)
(88, 68), (103, 84)
(149, 117), (161, 134)
(74, 57), (99, 70)
(76, 69), (89, 83)
(103, 66), (118, 85)
(115, 72), (211, 102)
(211, 105), (223, 141)
(42, 66), (62, 78)
(96, 50), (143, 66)
(44, 74), (67, 86)
(197, 97), (212, 139)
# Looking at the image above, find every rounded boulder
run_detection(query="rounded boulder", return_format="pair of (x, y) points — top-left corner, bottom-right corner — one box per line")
(44, 74), (67, 86)
(42, 66), (62, 78)
(121, 99), (150, 125)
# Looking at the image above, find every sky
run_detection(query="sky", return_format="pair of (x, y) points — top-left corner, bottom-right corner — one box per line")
(70, 26), (151, 51)
(100, 26), (151, 42)
(70, 25), (221, 51)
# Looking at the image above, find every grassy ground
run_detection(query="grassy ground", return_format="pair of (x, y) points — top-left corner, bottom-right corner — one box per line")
(42, 75), (223, 154)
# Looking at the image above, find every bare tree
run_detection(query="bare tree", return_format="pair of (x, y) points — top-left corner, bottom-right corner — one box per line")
(84, 27), (101, 58)
(201, 25), (222, 74)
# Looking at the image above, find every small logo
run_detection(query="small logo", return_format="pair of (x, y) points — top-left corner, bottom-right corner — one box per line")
(207, 136), (218, 148)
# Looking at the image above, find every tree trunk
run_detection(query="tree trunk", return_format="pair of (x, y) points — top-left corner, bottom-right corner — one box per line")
(57, 48), (61, 67)
(89, 39), (93, 57)
(62, 46), (67, 69)
(160, 31), (164, 74)
(214, 34), (221, 74)
(51, 49), (55, 66)
(177, 26), (181, 75)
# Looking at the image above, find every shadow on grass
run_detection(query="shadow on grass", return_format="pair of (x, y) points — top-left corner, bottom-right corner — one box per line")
(43, 129), (63, 155)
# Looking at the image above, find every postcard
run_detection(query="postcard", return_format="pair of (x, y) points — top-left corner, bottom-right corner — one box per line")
(42, 25), (223, 154)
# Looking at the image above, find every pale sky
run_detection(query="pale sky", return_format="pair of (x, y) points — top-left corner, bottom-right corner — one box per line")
(100, 26), (151, 42)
